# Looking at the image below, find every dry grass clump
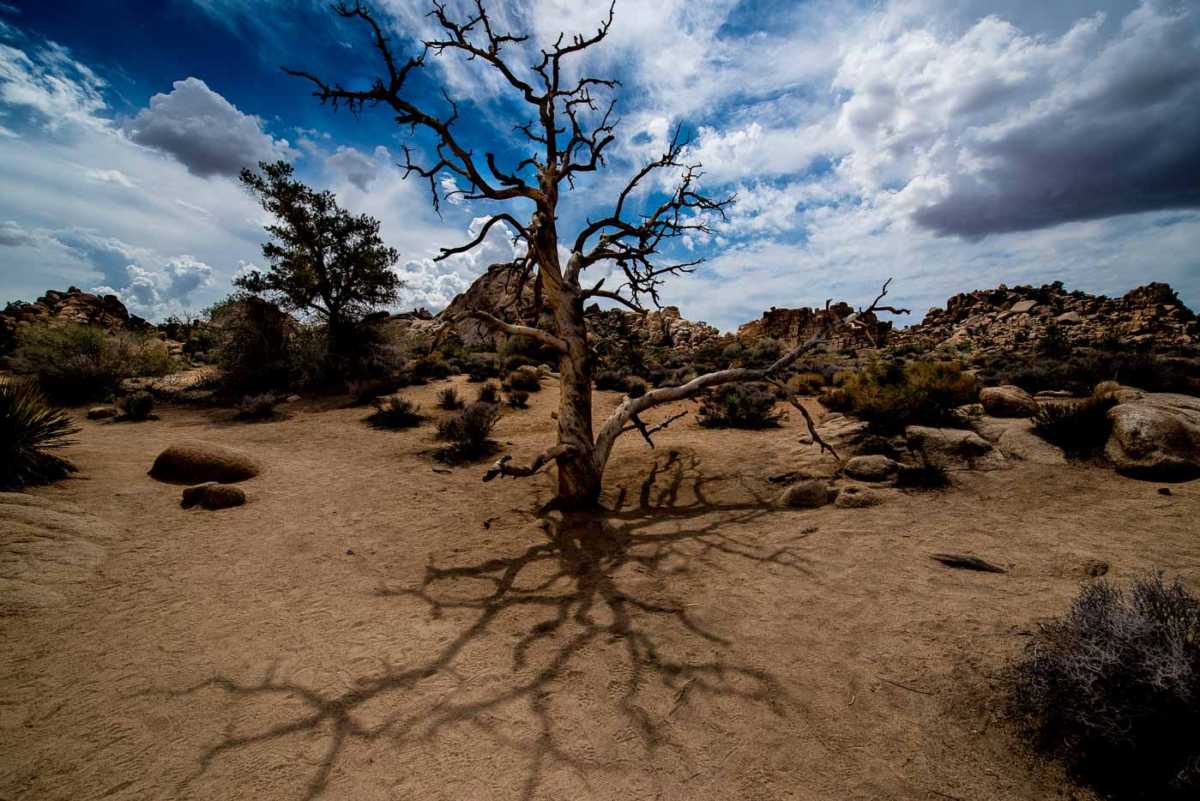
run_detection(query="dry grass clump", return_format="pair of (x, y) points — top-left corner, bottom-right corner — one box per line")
(436, 386), (464, 410)
(1033, 393), (1116, 457)
(476, 382), (501, 404)
(118, 391), (155, 421)
(435, 401), (501, 462)
(366, 395), (423, 429)
(697, 383), (782, 429)
(1, 379), (78, 489)
(505, 390), (529, 409)
(234, 393), (281, 422)
(1010, 575), (1200, 800)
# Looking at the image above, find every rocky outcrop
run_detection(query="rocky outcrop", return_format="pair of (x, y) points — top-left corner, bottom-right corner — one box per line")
(586, 305), (721, 355)
(1, 286), (153, 355)
(737, 303), (892, 349)
(891, 281), (1198, 358)
(980, 385), (1039, 418)
(437, 263), (540, 348)
(905, 426), (1006, 471)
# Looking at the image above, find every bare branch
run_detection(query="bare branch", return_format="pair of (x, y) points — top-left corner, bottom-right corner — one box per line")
(434, 214), (529, 261)
(450, 308), (568, 353)
(483, 444), (576, 481)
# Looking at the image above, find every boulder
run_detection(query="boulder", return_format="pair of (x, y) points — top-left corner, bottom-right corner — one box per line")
(997, 425), (1067, 465)
(842, 455), (898, 482)
(905, 426), (1005, 471)
(1009, 299), (1038, 314)
(181, 482), (247, 510)
(86, 405), (119, 420)
(149, 441), (260, 484)
(1105, 391), (1200, 479)
(980, 385), (1038, 418)
(834, 486), (888, 508)
(778, 480), (836, 509)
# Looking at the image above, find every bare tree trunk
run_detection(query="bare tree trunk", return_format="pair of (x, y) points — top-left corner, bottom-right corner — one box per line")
(545, 270), (602, 508)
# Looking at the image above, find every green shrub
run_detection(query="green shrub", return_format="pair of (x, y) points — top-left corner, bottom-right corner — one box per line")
(1034, 394), (1117, 457)
(436, 386), (464, 410)
(824, 360), (976, 434)
(506, 390), (529, 409)
(0, 379), (78, 489)
(118, 391), (155, 421)
(594, 369), (628, 392)
(12, 323), (172, 402)
(465, 353), (499, 382)
(476, 382), (500, 404)
(506, 368), (541, 392)
(1010, 575), (1200, 800)
(697, 383), (782, 429)
(787, 371), (825, 396)
(366, 395), (423, 429)
(435, 401), (501, 462)
(411, 354), (452, 383)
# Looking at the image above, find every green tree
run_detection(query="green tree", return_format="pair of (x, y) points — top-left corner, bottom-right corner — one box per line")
(237, 160), (401, 353)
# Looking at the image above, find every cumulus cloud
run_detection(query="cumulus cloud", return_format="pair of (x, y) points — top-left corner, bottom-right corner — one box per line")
(395, 215), (525, 311)
(325, 145), (390, 192)
(83, 167), (134, 187)
(834, 2), (1200, 237)
(123, 77), (296, 178)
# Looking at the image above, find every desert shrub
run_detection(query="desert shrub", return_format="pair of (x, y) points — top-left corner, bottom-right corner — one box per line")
(894, 459), (950, 489)
(697, 383), (782, 429)
(411, 354), (452, 383)
(506, 390), (529, 408)
(0, 379), (78, 490)
(366, 395), (423, 429)
(476, 382), (501, 404)
(825, 360), (976, 434)
(435, 401), (501, 461)
(210, 295), (293, 394)
(499, 336), (558, 373)
(593, 369), (627, 392)
(119, 391), (155, 421)
(1034, 394), (1117, 457)
(436, 386), (464, 410)
(625, 376), (649, 398)
(12, 323), (172, 402)
(235, 393), (280, 421)
(1010, 575), (1200, 800)
(465, 353), (499, 382)
(506, 367), (541, 392)
(787, 371), (826, 396)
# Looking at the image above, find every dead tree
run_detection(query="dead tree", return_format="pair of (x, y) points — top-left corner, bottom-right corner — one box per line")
(288, 1), (907, 508)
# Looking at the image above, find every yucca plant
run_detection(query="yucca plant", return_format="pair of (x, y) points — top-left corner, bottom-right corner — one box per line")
(1, 379), (79, 489)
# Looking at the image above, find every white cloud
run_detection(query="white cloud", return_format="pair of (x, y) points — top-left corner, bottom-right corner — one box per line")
(83, 167), (134, 187)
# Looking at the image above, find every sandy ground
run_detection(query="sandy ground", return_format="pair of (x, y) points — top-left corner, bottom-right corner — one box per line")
(2, 375), (1197, 801)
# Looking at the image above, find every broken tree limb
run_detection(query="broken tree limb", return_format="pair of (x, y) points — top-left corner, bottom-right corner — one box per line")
(483, 444), (576, 482)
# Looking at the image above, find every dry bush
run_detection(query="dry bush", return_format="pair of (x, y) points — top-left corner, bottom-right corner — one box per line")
(786, 371), (826, 396)
(506, 390), (529, 409)
(235, 393), (281, 422)
(824, 360), (976, 434)
(1034, 394), (1117, 457)
(476, 382), (501, 404)
(697, 383), (782, 429)
(593, 369), (628, 392)
(1010, 575), (1200, 800)
(366, 395), (423, 429)
(435, 401), (501, 462)
(118, 391), (155, 421)
(436, 386), (464, 410)
(624, 376), (649, 398)
(0, 379), (78, 490)
(505, 367), (542, 393)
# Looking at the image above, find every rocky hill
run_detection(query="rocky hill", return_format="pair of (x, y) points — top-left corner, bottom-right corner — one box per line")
(737, 304), (893, 349)
(1, 286), (153, 355)
(890, 281), (1198, 358)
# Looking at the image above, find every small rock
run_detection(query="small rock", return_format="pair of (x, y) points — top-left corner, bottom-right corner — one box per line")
(980, 385), (1038, 418)
(180, 482), (246, 510)
(1055, 311), (1083, 324)
(778, 480), (836, 509)
(1083, 559), (1110, 577)
(346, 548), (355, 556)
(835, 486), (887, 508)
(86, 405), (119, 420)
(1009, 299), (1038, 314)
(843, 455), (898, 482)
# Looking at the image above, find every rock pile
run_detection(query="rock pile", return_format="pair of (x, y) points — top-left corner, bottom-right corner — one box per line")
(891, 281), (1198, 357)
(737, 303), (893, 349)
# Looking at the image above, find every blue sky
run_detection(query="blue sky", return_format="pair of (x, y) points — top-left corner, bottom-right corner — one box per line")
(1, 0), (1198, 330)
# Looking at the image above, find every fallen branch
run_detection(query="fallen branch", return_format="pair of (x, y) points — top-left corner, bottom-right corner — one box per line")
(930, 553), (1007, 574)
(483, 444), (576, 481)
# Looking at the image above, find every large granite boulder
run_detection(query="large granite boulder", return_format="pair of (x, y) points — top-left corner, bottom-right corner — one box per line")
(149, 441), (260, 484)
(905, 425), (1005, 471)
(1103, 390), (1200, 479)
(980, 385), (1038, 418)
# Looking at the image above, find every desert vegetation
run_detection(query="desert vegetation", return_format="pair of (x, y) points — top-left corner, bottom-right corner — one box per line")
(0, 378), (78, 490)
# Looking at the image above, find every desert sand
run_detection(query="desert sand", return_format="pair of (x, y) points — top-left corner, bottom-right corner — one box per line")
(2, 376), (1197, 801)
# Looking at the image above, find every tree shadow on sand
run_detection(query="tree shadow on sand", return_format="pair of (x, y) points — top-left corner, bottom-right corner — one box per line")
(166, 451), (817, 800)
